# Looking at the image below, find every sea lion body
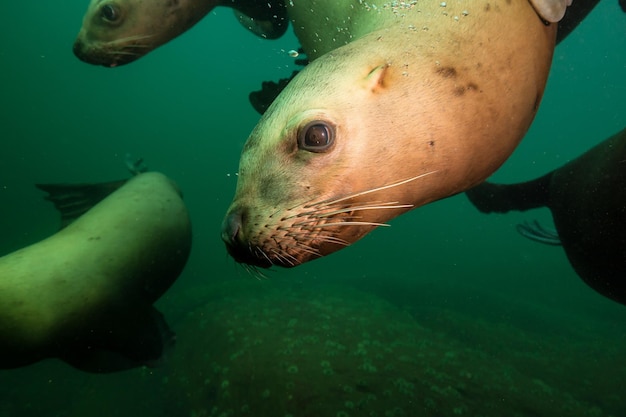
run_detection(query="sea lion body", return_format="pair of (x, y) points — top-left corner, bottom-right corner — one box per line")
(74, 0), (288, 67)
(0, 172), (192, 372)
(467, 128), (626, 305)
(222, 0), (557, 267)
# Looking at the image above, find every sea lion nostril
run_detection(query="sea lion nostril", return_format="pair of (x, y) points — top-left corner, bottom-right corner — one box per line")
(221, 211), (243, 246)
(72, 40), (85, 60)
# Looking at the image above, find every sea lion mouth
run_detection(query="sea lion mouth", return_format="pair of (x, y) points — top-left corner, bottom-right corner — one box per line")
(72, 34), (153, 67)
(222, 172), (438, 269)
(221, 207), (355, 269)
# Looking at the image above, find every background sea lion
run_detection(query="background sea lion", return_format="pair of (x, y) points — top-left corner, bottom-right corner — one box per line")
(74, 0), (288, 67)
(0, 172), (192, 372)
(220, 0), (564, 268)
(466, 128), (626, 306)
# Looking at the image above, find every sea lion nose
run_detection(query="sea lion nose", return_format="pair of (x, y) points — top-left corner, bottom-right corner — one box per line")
(221, 210), (272, 268)
(72, 39), (103, 65)
(73, 40), (87, 61)
(221, 211), (243, 248)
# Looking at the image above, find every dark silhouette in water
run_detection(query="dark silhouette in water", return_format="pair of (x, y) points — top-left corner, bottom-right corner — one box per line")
(466, 128), (626, 306)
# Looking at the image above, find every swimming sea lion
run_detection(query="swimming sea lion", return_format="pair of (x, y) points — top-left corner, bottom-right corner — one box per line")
(74, 0), (288, 67)
(220, 0), (568, 268)
(0, 172), (192, 372)
(466, 128), (626, 305)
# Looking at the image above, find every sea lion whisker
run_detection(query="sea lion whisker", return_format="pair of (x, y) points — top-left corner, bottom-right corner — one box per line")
(269, 249), (296, 266)
(280, 196), (319, 215)
(242, 263), (269, 280)
(312, 221), (390, 228)
(109, 50), (143, 57)
(290, 201), (404, 219)
(312, 203), (414, 218)
(311, 171), (438, 209)
(108, 34), (154, 46)
(312, 236), (351, 247)
(280, 249), (303, 263)
(123, 44), (153, 51)
(241, 251), (271, 278)
(277, 197), (327, 221)
(254, 245), (274, 267)
(285, 231), (349, 248)
(289, 216), (367, 228)
(282, 243), (322, 257)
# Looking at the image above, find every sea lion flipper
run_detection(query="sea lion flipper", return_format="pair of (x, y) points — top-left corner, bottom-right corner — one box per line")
(232, 1), (288, 40)
(36, 180), (128, 228)
(465, 173), (553, 214)
(516, 220), (562, 246)
(124, 153), (148, 175)
(250, 51), (308, 115)
(37, 155), (148, 227)
(530, 0), (572, 23)
(58, 306), (175, 373)
(556, 0), (601, 44)
(249, 71), (300, 114)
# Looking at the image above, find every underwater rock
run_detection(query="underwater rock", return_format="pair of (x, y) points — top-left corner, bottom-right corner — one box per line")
(162, 279), (613, 417)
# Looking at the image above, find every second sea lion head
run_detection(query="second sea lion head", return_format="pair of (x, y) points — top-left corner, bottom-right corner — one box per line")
(73, 0), (216, 67)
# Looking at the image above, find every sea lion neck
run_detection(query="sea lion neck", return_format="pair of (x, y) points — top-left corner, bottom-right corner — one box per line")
(287, 1), (453, 60)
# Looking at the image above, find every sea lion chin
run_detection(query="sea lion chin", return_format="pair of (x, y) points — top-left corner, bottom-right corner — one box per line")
(221, 0), (560, 268)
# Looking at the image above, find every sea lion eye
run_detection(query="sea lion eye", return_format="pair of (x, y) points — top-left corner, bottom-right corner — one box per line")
(298, 121), (335, 153)
(101, 4), (120, 22)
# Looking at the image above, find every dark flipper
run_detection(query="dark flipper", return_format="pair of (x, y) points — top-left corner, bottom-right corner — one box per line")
(556, 0), (626, 44)
(249, 70), (300, 114)
(516, 220), (562, 246)
(249, 50), (309, 115)
(465, 173), (553, 214)
(36, 154), (146, 228)
(556, 0), (601, 44)
(36, 180), (128, 228)
(59, 306), (175, 373)
(233, 0), (288, 39)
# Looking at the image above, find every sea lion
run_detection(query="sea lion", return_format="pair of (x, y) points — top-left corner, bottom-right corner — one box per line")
(74, 0), (288, 67)
(0, 172), (192, 372)
(466, 128), (626, 306)
(220, 0), (567, 268)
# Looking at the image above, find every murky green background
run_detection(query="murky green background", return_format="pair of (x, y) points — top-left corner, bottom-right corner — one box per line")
(1, 2), (625, 416)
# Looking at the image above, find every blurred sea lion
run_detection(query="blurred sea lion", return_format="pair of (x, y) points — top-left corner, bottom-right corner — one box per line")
(0, 172), (192, 372)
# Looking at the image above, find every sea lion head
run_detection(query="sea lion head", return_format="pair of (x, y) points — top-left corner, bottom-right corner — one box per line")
(73, 0), (216, 67)
(221, 43), (477, 268)
(222, 6), (555, 268)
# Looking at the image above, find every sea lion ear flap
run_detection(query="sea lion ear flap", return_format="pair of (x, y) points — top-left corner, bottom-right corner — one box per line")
(529, 0), (572, 23)
(362, 64), (390, 93)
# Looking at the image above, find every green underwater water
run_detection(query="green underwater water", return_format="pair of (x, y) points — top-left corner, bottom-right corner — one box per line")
(1, 1), (625, 416)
